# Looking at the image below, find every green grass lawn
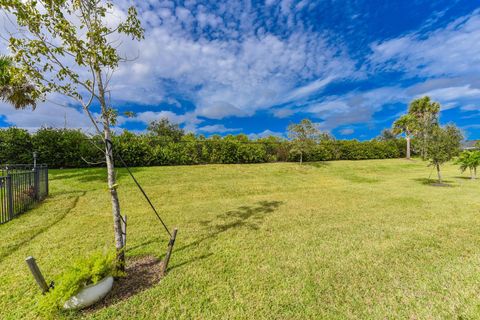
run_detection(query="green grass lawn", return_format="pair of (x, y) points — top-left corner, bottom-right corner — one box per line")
(1, 159), (480, 319)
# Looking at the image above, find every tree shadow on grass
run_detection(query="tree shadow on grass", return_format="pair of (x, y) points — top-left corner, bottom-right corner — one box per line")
(341, 174), (380, 184)
(128, 236), (163, 252)
(413, 178), (454, 187)
(86, 201), (283, 310)
(51, 167), (147, 184)
(168, 252), (213, 272)
(304, 162), (330, 168)
(0, 191), (86, 262)
(50, 170), (106, 183)
(129, 201), (284, 257)
(177, 200), (284, 254)
(454, 176), (476, 180)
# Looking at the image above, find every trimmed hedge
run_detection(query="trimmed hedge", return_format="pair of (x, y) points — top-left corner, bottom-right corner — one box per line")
(0, 127), (406, 168)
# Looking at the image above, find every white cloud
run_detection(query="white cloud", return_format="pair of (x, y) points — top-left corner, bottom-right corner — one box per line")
(304, 87), (406, 130)
(3, 1), (478, 135)
(286, 8), (480, 132)
(300, 76), (480, 131)
(197, 124), (241, 133)
(370, 9), (480, 77)
(421, 85), (480, 103)
(196, 102), (247, 119)
(165, 98), (182, 108)
(461, 104), (480, 112)
(405, 78), (480, 111)
(93, 1), (358, 131)
(127, 110), (201, 132)
(1, 0), (357, 132)
(283, 76), (335, 103)
(110, 2), (356, 121)
(248, 129), (285, 139)
(0, 98), (96, 132)
(271, 108), (295, 118)
(339, 128), (354, 135)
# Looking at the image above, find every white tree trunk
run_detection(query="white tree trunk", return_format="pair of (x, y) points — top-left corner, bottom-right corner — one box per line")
(423, 134), (427, 160)
(95, 68), (125, 270)
(406, 136), (411, 159)
(104, 123), (125, 269)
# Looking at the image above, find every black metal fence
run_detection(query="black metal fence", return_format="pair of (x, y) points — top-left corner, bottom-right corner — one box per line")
(0, 164), (48, 224)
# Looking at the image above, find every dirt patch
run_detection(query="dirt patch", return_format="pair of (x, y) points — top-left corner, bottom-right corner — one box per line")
(83, 255), (163, 313)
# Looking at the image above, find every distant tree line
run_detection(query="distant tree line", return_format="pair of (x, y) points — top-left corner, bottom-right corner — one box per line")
(0, 119), (407, 168)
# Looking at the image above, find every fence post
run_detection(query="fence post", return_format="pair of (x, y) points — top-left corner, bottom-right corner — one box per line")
(33, 167), (40, 201)
(45, 166), (49, 196)
(6, 174), (13, 220)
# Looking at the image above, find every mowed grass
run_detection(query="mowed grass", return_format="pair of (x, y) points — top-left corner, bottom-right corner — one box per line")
(1, 159), (480, 319)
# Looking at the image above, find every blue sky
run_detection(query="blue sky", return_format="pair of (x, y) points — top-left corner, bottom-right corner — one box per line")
(1, 0), (480, 140)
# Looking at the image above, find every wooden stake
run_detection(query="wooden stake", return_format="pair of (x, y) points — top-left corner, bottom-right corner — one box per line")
(161, 228), (178, 275)
(25, 256), (49, 294)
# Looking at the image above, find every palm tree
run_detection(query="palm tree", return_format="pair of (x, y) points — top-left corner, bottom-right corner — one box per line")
(455, 150), (480, 179)
(392, 114), (417, 159)
(0, 55), (37, 109)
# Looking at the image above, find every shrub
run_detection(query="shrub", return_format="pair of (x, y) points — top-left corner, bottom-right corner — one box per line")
(237, 143), (267, 163)
(37, 251), (120, 315)
(309, 141), (340, 161)
(0, 127), (33, 164)
(33, 128), (99, 168)
(114, 131), (153, 167)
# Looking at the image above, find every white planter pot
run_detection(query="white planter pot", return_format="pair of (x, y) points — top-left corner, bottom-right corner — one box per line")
(63, 276), (114, 310)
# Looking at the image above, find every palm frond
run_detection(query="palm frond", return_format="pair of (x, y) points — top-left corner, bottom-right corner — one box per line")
(0, 56), (37, 109)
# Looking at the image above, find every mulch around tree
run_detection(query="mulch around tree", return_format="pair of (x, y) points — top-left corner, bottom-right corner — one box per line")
(83, 255), (163, 313)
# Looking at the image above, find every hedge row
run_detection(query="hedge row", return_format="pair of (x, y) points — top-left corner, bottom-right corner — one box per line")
(0, 127), (406, 168)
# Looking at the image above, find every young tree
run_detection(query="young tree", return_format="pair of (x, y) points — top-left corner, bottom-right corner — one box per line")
(0, 55), (37, 109)
(288, 119), (320, 164)
(408, 96), (440, 159)
(426, 125), (463, 183)
(1, 0), (144, 270)
(455, 150), (480, 179)
(392, 114), (417, 159)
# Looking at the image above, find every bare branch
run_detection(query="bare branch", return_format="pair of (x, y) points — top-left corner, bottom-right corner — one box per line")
(80, 156), (106, 165)
(84, 132), (107, 154)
